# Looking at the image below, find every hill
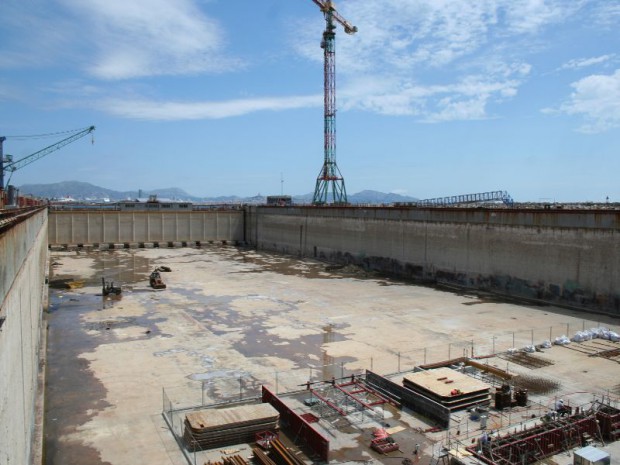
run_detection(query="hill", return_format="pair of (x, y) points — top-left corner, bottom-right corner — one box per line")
(18, 181), (418, 205)
(348, 190), (417, 204)
(19, 181), (201, 202)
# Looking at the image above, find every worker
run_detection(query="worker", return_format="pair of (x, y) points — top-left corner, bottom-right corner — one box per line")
(414, 443), (420, 455)
(556, 399), (570, 417)
(544, 410), (556, 422)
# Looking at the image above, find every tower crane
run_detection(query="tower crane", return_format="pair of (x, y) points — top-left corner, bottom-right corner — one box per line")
(310, 0), (357, 205)
(0, 126), (95, 190)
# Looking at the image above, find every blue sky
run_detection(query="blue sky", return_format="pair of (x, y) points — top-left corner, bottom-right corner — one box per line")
(1, 0), (619, 201)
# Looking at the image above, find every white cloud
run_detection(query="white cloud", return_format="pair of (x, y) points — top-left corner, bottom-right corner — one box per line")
(390, 189), (409, 196)
(555, 69), (620, 133)
(295, 0), (585, 72)
(3, 0), (600, 124)
(0, 0), (242, 79)
(340, 70), (527, 122)
(501, 0), (585, 34)
(591, 2), (620, 28)
(60, 0), (241, 79)
(290, 0), (580, 122)
(97, 94), (322, 120)
(91, 0), (548, 122)
(559, 54), (615, 71)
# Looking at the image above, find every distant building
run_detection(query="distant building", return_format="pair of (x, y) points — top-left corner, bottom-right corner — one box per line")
(266, 195), (292, 206)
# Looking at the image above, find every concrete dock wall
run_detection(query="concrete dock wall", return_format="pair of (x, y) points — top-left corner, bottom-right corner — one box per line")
(47, 206), (620, 313)
(0, 209), (48, 465)
(246, 207), (620, 316)
(48, 210), (245, 246)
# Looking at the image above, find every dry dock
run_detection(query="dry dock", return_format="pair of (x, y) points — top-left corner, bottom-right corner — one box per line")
(44, 245), (620, 465)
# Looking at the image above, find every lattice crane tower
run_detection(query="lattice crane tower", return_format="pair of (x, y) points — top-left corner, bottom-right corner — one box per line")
(310, 0), (357, 205)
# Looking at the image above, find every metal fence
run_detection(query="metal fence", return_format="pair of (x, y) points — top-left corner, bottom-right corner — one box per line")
(161, 318), (619, 410)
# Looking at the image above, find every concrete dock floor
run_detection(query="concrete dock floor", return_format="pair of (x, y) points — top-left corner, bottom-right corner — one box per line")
(44, 245), (620, 465)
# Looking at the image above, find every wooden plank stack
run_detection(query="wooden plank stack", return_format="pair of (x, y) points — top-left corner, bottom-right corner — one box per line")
(183, 403), (280, 451)
(265, 438), (306, 465)
(206, 455), (250, 465)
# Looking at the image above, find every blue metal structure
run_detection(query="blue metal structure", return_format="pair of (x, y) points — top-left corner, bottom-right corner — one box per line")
(310, 0), (357, 206)
(1, 126), (95, 189)
(411, 191), (515, 207)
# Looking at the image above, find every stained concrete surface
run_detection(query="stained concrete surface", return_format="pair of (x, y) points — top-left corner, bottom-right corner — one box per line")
(44, 245), (620, 465)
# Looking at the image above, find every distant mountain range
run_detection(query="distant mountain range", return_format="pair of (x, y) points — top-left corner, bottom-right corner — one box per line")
(18, 181), (418, 205)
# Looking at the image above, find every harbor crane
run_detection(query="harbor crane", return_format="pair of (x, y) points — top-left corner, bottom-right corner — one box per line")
(310, 0), (357, 205)
(0, 126), (95, 190)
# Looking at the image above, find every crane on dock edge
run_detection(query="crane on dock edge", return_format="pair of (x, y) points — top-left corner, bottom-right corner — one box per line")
(310, 0), (357, 206)
(0, 126), (95, 190)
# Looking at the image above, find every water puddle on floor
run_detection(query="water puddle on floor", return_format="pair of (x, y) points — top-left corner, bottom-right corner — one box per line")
(45, 246), (367, 462)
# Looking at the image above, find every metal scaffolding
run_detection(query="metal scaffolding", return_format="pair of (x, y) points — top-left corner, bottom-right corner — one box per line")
(398, 191), (515, 207)
(305, 378), (389, 425)
(460, 400), (619, 465)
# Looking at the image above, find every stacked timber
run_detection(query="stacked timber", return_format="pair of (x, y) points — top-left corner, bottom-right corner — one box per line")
(208, 455), (250, 465)
(253, 447), (278, 465)
(183, 403), (280, 451)
(267, 439), (306, 465)
(403, 367), (491, 412)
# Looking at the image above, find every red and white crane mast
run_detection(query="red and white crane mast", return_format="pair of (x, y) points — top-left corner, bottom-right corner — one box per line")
(310, 0), (357, 205)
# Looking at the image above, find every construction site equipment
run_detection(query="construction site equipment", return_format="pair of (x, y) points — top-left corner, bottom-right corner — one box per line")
(149, 270), (166, 289)
(494, 384), (512, 410)
(309, 1), (357, 206)
(0, 126), (95, 190)
(514, 388), (528, 407)
(101, 277), (122, 296)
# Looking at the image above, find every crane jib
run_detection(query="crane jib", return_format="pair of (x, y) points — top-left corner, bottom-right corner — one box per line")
(0, 126), (95, 190)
